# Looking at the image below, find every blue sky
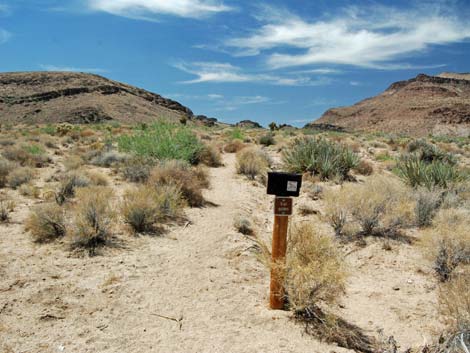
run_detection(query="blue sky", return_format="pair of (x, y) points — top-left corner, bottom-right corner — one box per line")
(1, 0), (470, 127)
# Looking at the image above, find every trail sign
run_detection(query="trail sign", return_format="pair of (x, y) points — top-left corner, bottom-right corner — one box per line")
(267, 172), (302, 310)
(274, 197), (293, 216)
(267, 172), (302, 197)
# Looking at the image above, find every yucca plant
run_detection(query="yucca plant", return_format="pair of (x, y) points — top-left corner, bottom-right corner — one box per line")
(283, 137), (359, 181)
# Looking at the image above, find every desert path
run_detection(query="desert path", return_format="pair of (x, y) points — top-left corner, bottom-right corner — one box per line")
(0, 153), (349, 353)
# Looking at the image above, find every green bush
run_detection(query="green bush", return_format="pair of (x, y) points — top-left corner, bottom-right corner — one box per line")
(283, 137), (359, 180)
(117, 122), (203, 164)
(259, 133), (275, 146)
(407, 139), (456, 165)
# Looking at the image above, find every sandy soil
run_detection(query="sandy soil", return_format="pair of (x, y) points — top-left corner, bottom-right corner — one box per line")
(1, 153), (440, 353)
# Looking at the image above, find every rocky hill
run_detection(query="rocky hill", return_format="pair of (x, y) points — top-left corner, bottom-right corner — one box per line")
(308, 73), (470, 136)
(0, 72), (194, 125)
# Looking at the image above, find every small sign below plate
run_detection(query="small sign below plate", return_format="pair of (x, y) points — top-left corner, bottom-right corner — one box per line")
(274, 197), (293, 216)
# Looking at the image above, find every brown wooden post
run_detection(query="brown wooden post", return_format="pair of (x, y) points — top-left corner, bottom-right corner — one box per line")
(270, 213), (289, 309)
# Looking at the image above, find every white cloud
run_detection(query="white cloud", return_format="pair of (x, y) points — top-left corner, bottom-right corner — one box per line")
(39, 64), (108, 73)
(226, 3), (470, 69)
(173, 61), (331, 86)
(0, 29), (11, 44)
(87, 0), (233, 20)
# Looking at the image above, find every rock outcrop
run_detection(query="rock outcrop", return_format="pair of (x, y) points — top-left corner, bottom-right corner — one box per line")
(310, 73), (470, 136)
(0, 71), (193, 125)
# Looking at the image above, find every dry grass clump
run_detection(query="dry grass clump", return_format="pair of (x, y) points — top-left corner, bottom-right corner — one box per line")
(148, 160), (209, 207)
(55, 170), (108, 204)
(19, 184), (41, 199)
(415, 188), (442, 228)
(198, 144), (223, 167)
(63, 155), (85, 171)
(0, 198), (14, 223)
(324, 176), (415, 238)
(2, 145), (49, 167)
(122, 184), (183, 234)
(26, 203), (66, 243)
(439, 274), (470, 335)
(423, 209), (470, 281)
(7, 167), (34, 189)
(224, 140), (246, 153)
(91, 149), (128, 167)
(354, 160), (374, 176)
(236, 147), (271, 180)
(0, 158), (14, 187)
(283, 223), (347, 311)
(69, 186), (115, 255)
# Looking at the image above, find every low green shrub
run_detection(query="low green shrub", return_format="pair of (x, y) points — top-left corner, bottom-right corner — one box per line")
(117, 122), (203, 164)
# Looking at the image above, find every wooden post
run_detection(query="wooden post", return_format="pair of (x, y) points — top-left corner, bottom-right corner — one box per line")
(270, 214), (289, 309)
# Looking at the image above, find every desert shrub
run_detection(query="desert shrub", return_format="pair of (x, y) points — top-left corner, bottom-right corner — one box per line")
(63, 155), (85, 171)
(0, 139), (15, 146)
(0, 199), (13, 222)
(2, 146), (49, 167)
(148, 160), (208, 207)
(423, 209), (470, 281)
(122, 184), (183, 234)
(415, 188), (442, 227)
(91, 149), (128, 167)
(407, 139), (457, 165)
(198, 144), (222, 167)
(55, 172), (90, 204)
(259, 133), (275, 146)
(438, 274), (470, 343)
(354, 160), (373, 175)
(224, 140), (246, 153)
(0, 158), (14, 187)
(283, 223), (346, 311)
(117, 122), (203, 164)
(229, 128), (245, 141)
(283, 137), (359, 181)
(234, 216), (254, 235)
(26, 203), (66, 242)
(56, 123), (73, 136)
(69, 186), (115, 255)
(19, 184), (41, 198)
(236, 147), (270, 180)
(397, 154), (463, 189)
(325, 176), (415, 237)
(119, 156), (157, 183)
(7, 167), (34, 189)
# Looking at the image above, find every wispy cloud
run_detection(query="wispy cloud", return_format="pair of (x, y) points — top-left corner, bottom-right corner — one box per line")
(226, 3), (470, 69)
(173, 61), (331, 86)
(39, 64), (108, 73)
(87, 0), (233, 20)
(0, 28), (11, 44)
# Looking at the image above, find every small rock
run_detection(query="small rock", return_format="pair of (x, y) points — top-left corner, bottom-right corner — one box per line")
(393, 286), (400, 291)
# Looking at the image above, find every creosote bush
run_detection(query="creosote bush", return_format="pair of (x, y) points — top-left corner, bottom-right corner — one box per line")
(26, 203), (66, 243)
(69, 186), (115, 255)
(148, 160), (209, 207)
(122, 184), (183, 234)
(236, 147), (271, 180)
(283, 137), (359, 181)
(423, 208), (470, 281)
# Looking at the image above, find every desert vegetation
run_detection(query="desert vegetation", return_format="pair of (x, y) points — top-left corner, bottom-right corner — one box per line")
(1, 121), (469, 353)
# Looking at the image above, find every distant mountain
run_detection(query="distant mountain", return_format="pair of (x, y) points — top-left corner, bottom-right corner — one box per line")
(0, 72), (193, 125)
(308, 73), (470, 136)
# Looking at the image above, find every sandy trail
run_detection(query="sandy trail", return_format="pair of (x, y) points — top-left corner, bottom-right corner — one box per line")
(1, 153), (347, 353)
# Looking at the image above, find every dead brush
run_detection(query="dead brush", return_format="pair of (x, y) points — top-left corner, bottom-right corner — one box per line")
(69, 186), (116, 255)
(7, 167), (34, 189)
(122, 184), (183, 234)
(236, 147), (271, 181)
(0, 198), (14, 223)
(256, 223), (375, 352)
(198, 144), (223, 167)
(324, 176), (415, 240)
(26, 203), (66, 242)
(423, 209), (470, 281)
(223, 140), (246, 153)
(148, 160), (209, 207)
